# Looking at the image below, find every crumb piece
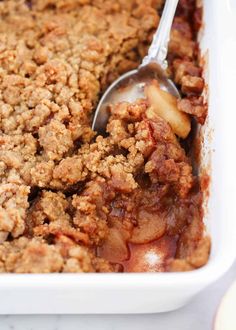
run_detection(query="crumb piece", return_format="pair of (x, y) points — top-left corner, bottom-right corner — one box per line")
(0, 237), (63, 273)
(177, 96), (207, 124)
(38, 120), (73, 161)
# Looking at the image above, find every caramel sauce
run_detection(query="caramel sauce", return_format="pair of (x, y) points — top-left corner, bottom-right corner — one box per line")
(122, 236), (177, 272)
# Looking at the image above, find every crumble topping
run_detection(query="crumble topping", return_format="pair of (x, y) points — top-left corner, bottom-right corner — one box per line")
(0, 0), (210, 273)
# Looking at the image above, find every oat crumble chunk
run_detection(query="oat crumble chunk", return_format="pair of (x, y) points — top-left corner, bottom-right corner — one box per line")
(0, 0), (210, 273)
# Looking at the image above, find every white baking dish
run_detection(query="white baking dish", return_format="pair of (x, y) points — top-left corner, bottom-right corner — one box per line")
(0, 0), (236, 314)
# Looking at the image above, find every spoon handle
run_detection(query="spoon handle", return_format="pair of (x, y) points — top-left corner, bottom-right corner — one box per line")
(141, 0), (179, 70)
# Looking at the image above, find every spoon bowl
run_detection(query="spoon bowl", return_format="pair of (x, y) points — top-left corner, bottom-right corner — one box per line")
(92, 0), (180, 135)
(92, 63), (180, 135)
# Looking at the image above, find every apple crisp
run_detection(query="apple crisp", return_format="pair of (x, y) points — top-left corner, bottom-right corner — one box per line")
(0, 0), (210, 273)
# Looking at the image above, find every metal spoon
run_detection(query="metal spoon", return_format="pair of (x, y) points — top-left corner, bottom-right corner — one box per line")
(92, 0), (180, 135)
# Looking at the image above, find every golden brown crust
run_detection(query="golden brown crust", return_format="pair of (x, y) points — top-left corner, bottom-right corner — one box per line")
(0, 0), (209, 273)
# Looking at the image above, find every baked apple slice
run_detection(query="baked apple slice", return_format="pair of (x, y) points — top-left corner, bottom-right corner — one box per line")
(145, 81), (191, 139)
(130, 209), (167, 244)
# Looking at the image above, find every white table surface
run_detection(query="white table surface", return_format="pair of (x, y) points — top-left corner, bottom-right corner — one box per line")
(1, 261), (235, 330)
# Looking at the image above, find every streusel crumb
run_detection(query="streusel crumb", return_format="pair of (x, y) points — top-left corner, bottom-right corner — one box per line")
(0, 0), (210, 273)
